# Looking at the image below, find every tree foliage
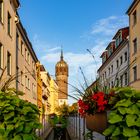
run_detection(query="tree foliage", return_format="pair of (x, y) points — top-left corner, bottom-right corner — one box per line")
(0, 90), (42, 140)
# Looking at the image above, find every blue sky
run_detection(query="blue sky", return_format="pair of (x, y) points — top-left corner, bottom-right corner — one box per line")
(19, 0), (132, 104)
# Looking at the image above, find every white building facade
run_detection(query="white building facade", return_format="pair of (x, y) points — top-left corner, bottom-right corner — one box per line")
(98, 27), (129, 89)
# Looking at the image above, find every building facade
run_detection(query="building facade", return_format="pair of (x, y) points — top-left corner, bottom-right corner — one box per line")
(50, 77), (59, 114)
(40, 65), (51, 115)
(98, 27), (129, 89)
(55, 50), (69, 106)
(0, 0), (19, 88)
(127, 0), (140, 90)
(0, 0), (38, 104)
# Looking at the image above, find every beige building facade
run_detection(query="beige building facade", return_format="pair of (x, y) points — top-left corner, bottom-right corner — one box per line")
(127, 0), (140, 90)
(0, 0), (38, 105)
(0, 0), (19, 88)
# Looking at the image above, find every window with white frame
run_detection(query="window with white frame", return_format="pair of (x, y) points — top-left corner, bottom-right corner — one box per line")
(0, 43), (3, 68)
(120, 56), (123, 65)
(0, 0), (3, 23)
(21, 71), (23, 85)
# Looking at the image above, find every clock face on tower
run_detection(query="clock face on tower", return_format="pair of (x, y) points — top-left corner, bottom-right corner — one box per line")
(55, 50), (69, 103)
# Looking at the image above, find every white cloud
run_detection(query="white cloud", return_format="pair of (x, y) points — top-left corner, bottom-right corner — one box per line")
(91, 15), (128, 36)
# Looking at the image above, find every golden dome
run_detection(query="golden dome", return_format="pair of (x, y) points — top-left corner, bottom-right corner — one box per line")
(55, 49), (68, 76)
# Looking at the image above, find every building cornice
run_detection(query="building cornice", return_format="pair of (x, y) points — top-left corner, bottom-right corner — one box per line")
(126, 0), (140, 15)
(17, 21), (38, 62)
(12, 0), (20, 9)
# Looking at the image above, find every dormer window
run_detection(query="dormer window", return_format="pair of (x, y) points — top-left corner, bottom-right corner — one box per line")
(102, 55), (106, 63)
(115, 33), (122, 48)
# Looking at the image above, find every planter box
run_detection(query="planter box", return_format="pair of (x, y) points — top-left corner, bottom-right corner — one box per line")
(86, 112), (107, 134)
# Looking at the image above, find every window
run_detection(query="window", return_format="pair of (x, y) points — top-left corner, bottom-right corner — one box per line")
(111, 81), (114, 88)
(25, 75), (27, 87)
(133, 66), (137, 81)
(16, 33), (19, 49)
(16, 67), (19, 82)
(7, 52), (11, 75)
(21, 41), (23, 55)
(124, 52), (127, 62)
(115, 34), (122, 47)
(27, 53), (30, 64)
(105, 71), (106, 79)
(28, 78), (30, 89)
(0, 43), (3, 68)
(25, 48), (27, 60)
(120, 75), (123, 87)
(133, 10), (137, 26)
(108, 67), (110, 76)
(120, 56), (123, 65)
(133, 38), (137, 54)
(0, 0), (3, 23)
(111, 65), (113, 73)
(8, 12), (12, 36)
(116, 60), (119, 68)
(21, 71), (23, 85)
(124, 72), (128, 86)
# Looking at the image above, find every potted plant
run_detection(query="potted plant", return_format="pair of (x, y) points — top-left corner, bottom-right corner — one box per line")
(78, 89), (114, 133)
(103, 87), (140, 140)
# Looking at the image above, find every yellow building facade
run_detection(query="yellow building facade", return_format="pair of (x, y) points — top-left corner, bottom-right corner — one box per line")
(50, 77), (59, 114)
(127, 0), (140, 90)
(36, 62), (43, 109)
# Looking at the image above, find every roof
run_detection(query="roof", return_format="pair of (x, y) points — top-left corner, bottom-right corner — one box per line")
(126, 0), (140, 14)
(100, 41), (115, 58)
(113, 27), (129, 39)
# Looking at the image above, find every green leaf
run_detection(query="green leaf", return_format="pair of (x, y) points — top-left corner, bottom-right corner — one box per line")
(23, 123), (34, 133)
(4, 125), (14, 137)
(4, 112), (14, 121)
(22, 106), (35, 115)
(123, 127), (138, 137)
(112, 127), (121, 137)
(128, 136), (140, 140)
(126, 114), (137, 127)
(12, 135), (22, 140)
(22, 134), (33, 140)
(126, 104), (140, 115)
(135, 117), (140, 127)
(108, 114), (123, 124)
(0, 123), (5, 135)
(115, 99), (132, 108)
(103, 125), (116, 136)
(136, 102), (140, 108)
(133, 91), (140, 99)
(118, 107), (126, 115)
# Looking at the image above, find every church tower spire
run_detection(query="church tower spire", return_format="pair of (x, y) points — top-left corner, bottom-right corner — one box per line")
(55, 49), (69, 106)
(61, 47), (63, 60)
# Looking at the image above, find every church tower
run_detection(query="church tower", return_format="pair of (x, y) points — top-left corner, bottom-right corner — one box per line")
(55, 49), (68, 105)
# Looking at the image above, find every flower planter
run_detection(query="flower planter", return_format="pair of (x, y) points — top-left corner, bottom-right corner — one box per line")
(86, 112), (107, 133)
